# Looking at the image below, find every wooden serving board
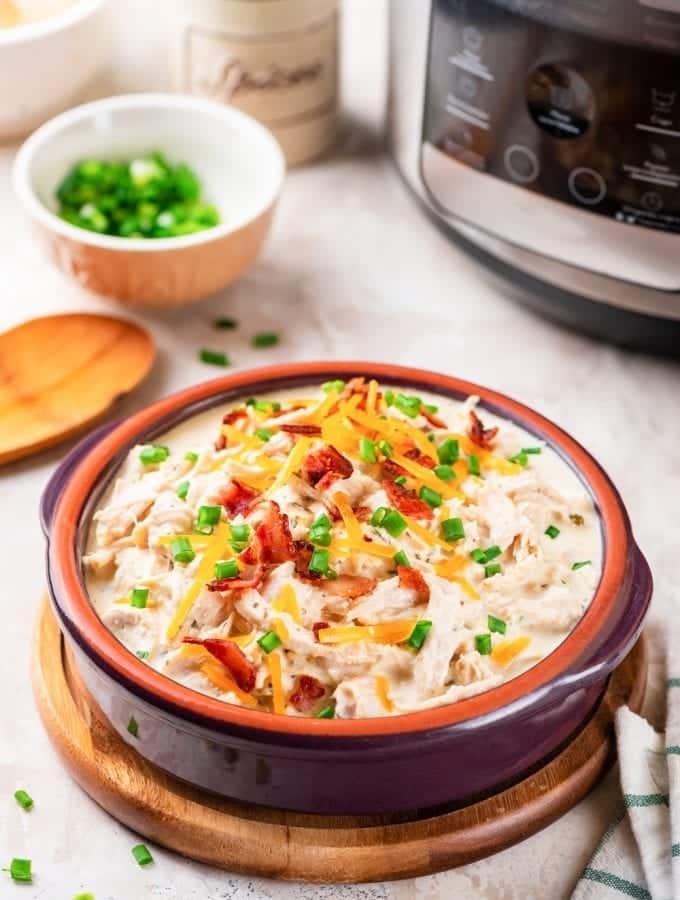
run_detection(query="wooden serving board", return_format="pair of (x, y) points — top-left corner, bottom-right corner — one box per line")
(0, 313), (154, 465)
(32, 598), (647, 884)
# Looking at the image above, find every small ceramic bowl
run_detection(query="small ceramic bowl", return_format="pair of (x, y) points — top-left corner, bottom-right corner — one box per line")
(13, 94), (285, 307)
(0, 0), (110, 142)
(41, 363), (652, 815)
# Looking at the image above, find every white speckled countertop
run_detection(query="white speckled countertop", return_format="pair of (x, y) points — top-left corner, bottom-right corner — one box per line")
(0, 1), (672, 897)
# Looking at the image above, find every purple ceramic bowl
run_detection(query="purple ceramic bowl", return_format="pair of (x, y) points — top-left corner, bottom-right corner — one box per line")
(41, 362), (652, 815)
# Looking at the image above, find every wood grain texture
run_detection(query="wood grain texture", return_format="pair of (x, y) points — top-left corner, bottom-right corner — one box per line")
(32, 597), (648, 884)
(0, 313), (154, 464)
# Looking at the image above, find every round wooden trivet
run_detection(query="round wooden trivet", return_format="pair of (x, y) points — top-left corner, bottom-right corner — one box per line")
(0, 313), (154, 465)
(32, 597), (647, 883)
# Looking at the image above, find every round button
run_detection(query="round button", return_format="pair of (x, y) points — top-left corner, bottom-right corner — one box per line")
(504, 145), (540, 184)
(641, 191), (663, 212)
(568, 168), (606, 205)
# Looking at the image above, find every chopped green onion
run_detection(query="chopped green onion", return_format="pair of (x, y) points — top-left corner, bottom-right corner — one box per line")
(136, 650), (150, 660)
(484, 563), (502, 578)
(321, 379), (345, 394)
(255, 428), (272, 442)
(370, 507), (388, 527)
(545, 524), (560, 539)
(214, 559), (239, 579)
(394, 550), (411, 567)
(199, 349), (229, 367)
(171, 537), (195, 565)
(394, 475), (407, 486)
(470, 548), (486, 564)
(230, 542), (247, 555)
(467, 453), (481, 476)
(475, 634), (492, 655)
(488, 615), (507, 635)
(394, 393), (422, 418)
(419, 485), (442, 508)
(196, 505), (222, 533)
(381, 509), (408, 538)
(434, 464), (456, 482)
(377, 438), (393, 458)
(309, 548), (331, 575)
(423, 403), (439, 414)
(359, 437), (377, 463)
(312, 513), (331, 530)
(252, 332), (279, 348)
(127, 716), (139, 738)
(253, 399), (281, 413)
(572, 560), (592, 571)
(384, 389), (395, 406)
(139, 445), (169, 466)
(483, 545), (502, 562)
(309, 526), (331, 547)
(131, 844), (153, 866)
(437, 438), (460, 465)
(6, 858), (32, 882)
(214, 317), (237, 329)
(130, 587), (149, 609)
(13, 790), (33, 811)
(522, 446), (542, 455)
(184, 451), (199, 463)
(326, 569), (339, 580)
(407, 620), (433, 651)
(176, 480), (190, 501)
(230, 523), (250, 543)
(508, 451), (529, 467)
(316, 704), (335, 719)
(427, 434), (436, 443)
(442, 517), (465, 542)
(73, 894), (95, 900)
(258, 630), (282, 654)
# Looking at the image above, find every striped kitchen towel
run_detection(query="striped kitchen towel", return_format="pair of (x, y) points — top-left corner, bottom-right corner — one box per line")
(571, 651), (680, 900)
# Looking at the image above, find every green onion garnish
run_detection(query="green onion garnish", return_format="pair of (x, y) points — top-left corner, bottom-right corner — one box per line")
(252, 332), (279, 348)
(230, 523), (250, 543)
(196, 505), (222, 533)
(130, 587), (149, 609)
(127, 716), (139, 738)
(484, 563), (502, 578)
(309, 527), (332, 546)
(475, 634), (492, 655)
(214, 317), (237, 329)
(377, 438), (393, 458)
(394, 393), (422, 418)
(488, 615), (506, 635)
(394, 475), (407, 486)
(6, 858), (32, 882)
(470, 548), (486, 564)
(255, 428), (272, 442)
(394, 550), (410, 567)
(545, 524), (560, 539)
(199, 349), (229, 367)
(176, 480), (190, 501)
(522, 446), (542, 455)
(359, 437), (377, 463)
(258, 630), (282, 654)
(136, 650), (150, 660)
(508, 451), (529, 467)
(312, 513), (331, 530)
(483, 545), (502, 562)
(13, 790), (33, 811)
(316, 704), (335, 719)
(572, 560), (592, 571)
(131, 844), (153, 866)
(321, 380), (345, 394)
(253, 399), (281, 413)
(408, 620), (433, 651)
(381, 509), (408, 538)
(309, 548), (331, 575)
(171, 537), (195, 565)
(184, 451), (199, 463)
(467, 453), (481, 476)
(73, 893), (95, 900)
(419, 486), (442, 508)
(139, 445), (169, 466)
(434, 464), (456, 482)
(371, 507), (388, 527)
(437, 438), (460, 465)
(442, 517), (465, 542)
(214, 559), (239, 580)
(423, 403), (439, 414)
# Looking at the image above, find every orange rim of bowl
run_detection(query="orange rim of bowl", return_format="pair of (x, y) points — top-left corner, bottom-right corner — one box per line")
(51, 361), (629, 737)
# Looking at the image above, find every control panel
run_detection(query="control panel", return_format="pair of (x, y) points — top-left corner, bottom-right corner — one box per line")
(422, 0), (680, 234)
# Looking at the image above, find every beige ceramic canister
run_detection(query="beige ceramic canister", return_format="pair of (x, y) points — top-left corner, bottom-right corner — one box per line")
(170, 0), (339, 166)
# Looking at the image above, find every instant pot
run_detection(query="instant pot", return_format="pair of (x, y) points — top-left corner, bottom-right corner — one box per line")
(389, 0), (680, 353)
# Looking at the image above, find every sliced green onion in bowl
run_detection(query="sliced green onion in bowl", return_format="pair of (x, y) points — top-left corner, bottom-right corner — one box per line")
(130, 588), (149, 609)
(214, 559), (239, 579)
(437, 438), (459, 465)
(171, 537), (195, 565)
(545, 524), (560, 539)
(442, 517), (465, 542)
(475, 634), (492, 655)
(394, 550), (410, 567)
(176, 481), (190, 501)
(488, 615), (507, 635)
(139, 445), (169, 466)
(199, 349), (229, 367)
(359, 437), (377, 463)
(407, 620), (433, 651)
(258, 630), (282, 654)
(252, 332), (279, 348)
(419, 486), (442, 508)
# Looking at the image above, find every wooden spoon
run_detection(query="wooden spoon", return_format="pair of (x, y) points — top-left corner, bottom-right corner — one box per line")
(0, 313), (155, 465)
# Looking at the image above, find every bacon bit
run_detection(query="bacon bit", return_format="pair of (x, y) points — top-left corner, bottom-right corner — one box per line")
(214, 433), (227, 451)
(383, 478), (434, 520)
(207, 570), (265, 592)
(323, 575), (377, 599)
(182, 637), (256, 692)
(222, 408), (248, 425)
(294, 541), (321, 581)
(382, 458), (408, 481)
(217, 479), (261, 517)
(288, 675), (326, 712)
(279, 423), (322, 436)
(302, 444), (353, 488)
(403, 447), (436, 469)
(419, 405), (447, 429)
(256, 501), (296, 564)
(397, 565), (430, 598)
(354, 506), (371, 522)
(312, 621), (329, 641)
(468, 410), (499, 450)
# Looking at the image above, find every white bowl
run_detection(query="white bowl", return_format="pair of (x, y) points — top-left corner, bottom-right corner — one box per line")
(12, 93), (286, 308)
(0, 0), (110, 141)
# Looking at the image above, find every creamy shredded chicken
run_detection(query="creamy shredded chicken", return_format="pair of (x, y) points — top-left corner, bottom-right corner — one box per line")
(84, 380), (601, 719)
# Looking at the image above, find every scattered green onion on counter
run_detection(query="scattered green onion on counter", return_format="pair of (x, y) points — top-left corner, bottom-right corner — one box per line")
(131, 844), (154, 866)
(199, 349), (229, 367)
(13, 789), (33, 811)
(127, 716), (139, 738)
(56, 152), (220, 239)
(252, 332), (279, 348)
(4, 858), (32, 882)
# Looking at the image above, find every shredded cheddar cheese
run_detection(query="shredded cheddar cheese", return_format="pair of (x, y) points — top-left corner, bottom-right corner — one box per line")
(375, 676), (394, 712)
(333, 490), (365, 544)
(491, 636), (531, 667)
(265, 437), (313, 497)
(318, 619), (418, 645)
(266, 652), (286, 714)
(271, 584), (301, 623)
(202, 661), (259, 707)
